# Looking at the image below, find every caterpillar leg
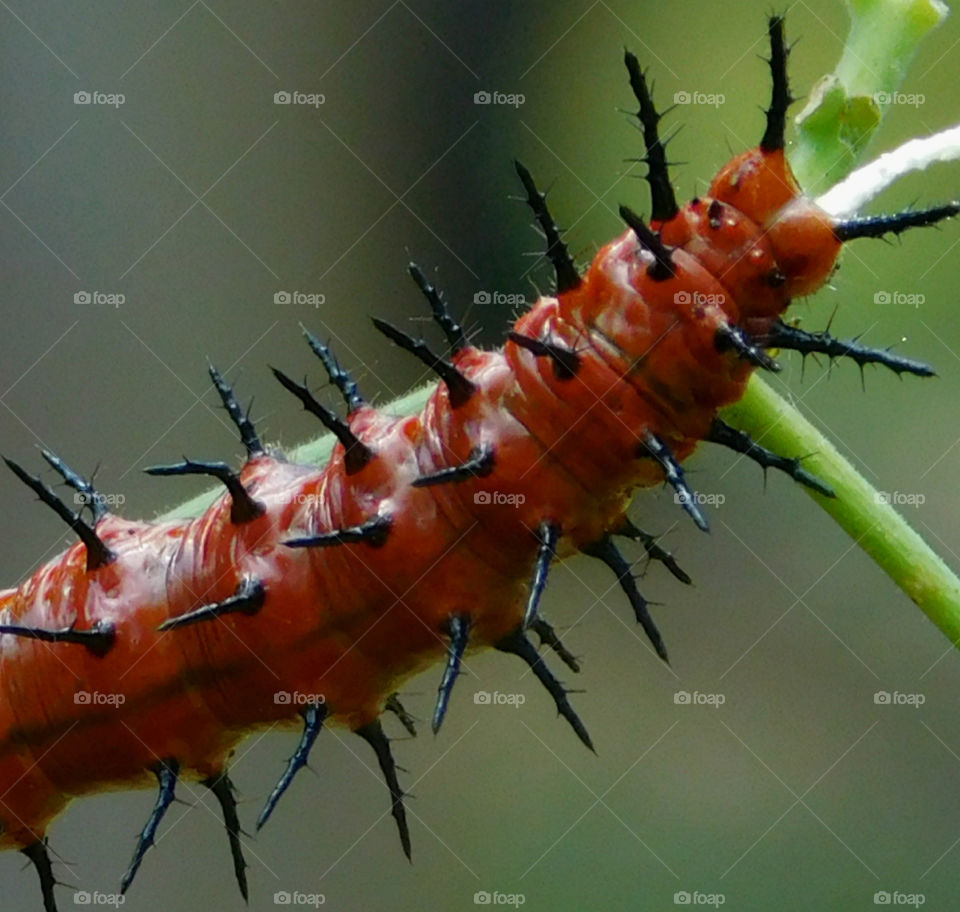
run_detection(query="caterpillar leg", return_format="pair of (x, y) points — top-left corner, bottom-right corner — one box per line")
(354, 719), (411, 860)
(432, 614), (471, 735)
(202, 770), (248, 901)
(257, 704), (327, 831)
(761, 320), (935, 377)
(706, 417), (835, 496)
(495, 627), (594, 752)
(21, 840), (57, 912)
(121, 758), (179, 895)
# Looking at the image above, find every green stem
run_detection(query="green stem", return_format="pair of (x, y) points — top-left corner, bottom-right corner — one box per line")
(723, 378), (960, 644)
(163, 0), (960, 649)
(717, 0), (960, 646)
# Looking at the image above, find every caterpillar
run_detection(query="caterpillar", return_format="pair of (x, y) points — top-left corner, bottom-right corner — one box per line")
(2, 10), (958, 912)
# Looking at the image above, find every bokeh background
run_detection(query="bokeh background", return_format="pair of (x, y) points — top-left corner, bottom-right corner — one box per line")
(2, 1), (960, 910)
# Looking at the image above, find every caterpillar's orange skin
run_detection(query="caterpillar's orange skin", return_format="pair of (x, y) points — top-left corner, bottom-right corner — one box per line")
(0, 145), (834, 850)
(2, 16), (952, 910)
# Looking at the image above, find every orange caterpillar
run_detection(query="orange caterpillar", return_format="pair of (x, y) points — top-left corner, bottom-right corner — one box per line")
(0, 17), (955, 911)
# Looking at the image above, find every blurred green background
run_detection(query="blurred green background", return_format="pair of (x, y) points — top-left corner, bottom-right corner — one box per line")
(2, 1), (960, 910)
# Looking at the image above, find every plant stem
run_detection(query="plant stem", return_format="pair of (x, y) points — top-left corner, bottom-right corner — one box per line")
(162, 0), (960, 649)
(717, 0), (960, 646)
(723, 379), (960, 644)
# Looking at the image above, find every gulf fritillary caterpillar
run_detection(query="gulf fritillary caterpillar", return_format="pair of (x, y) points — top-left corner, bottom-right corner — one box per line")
(2, 14), (957, 912)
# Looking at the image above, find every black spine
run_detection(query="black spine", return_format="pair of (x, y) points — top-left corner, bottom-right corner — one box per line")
(514, 160), (582, 293)
(408, 263), (467, 353)
(623, 50), (678, 222)
(760, 15), (792, 152)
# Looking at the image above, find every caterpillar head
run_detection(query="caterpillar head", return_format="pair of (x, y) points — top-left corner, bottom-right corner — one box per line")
(709, 147), (842, 300)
